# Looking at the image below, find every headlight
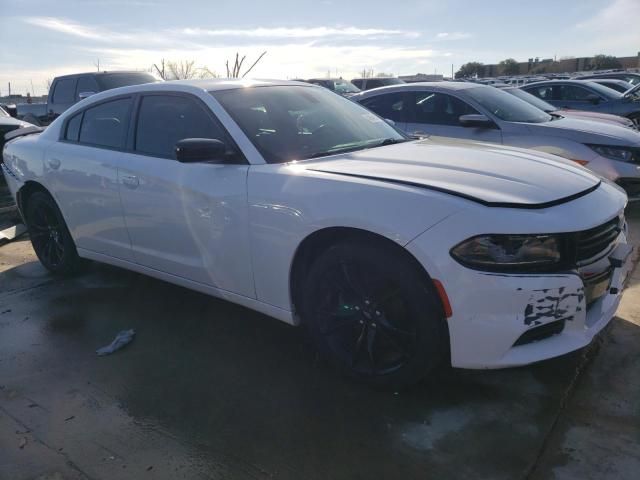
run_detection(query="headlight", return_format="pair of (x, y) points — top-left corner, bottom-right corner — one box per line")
(588, 144), (637, 163)
(451, 234), (566, 272)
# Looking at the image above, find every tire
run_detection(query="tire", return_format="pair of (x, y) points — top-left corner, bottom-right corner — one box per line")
(300, 240), (448, 388)
(629, 113), (640, 130)
(25, 191), (81, 274)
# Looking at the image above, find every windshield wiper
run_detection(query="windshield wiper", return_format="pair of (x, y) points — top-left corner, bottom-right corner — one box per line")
(304, 137), (409, 160)
(374, 137), (410, 146)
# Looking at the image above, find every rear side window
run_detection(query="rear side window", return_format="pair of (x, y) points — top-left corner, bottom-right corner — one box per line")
(351, 79), (363, 89)
(365, 80), (383, 89)
(76, 76), (100, 100)
(525, 85), (554, 100)
(65, 112), (82, 142)
(52, 78), (77, 104)
(134, 95), (226, 158)
(79, 98), (131, 149)
(360, 93), (408, 122)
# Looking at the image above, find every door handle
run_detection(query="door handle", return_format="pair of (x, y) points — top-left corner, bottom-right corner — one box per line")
(47, 158), (61, 170)
(121, 175), (139, 189)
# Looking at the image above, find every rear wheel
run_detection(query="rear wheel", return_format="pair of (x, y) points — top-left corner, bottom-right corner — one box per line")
(301, 240), (448, 388)
(25, 191), (81, 274)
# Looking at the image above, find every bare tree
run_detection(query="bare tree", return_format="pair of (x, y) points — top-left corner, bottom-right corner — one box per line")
(153, 59), (167, 80)
(167, 60), (197, 80)
(198, 66), (218, 79)
(225, 51), (267, 78)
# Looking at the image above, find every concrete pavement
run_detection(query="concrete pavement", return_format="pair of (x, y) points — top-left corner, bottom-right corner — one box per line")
(0, 207), (639, 480)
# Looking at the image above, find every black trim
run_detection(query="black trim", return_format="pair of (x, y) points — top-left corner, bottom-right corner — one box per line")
(307, 169), (601, 209)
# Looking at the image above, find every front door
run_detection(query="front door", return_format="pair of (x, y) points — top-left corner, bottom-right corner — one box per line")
(405, 91), (503, 143)
(117, 93), (254, 297)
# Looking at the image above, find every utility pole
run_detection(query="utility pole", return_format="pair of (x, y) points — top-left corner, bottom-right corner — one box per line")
(8, 82), (11, 97)
(30, 79), (35, 95)
(451, 64), (454, 79)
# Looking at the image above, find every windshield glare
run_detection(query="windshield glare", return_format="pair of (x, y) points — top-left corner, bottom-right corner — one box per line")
(333, 80), (360, 94)
(466, 86), (553, 123)
(212, 85), (405, 163)
(506, 88), (556, 112)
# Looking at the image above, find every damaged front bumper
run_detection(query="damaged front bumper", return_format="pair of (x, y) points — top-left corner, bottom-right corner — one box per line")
(444, 238), (633, 369)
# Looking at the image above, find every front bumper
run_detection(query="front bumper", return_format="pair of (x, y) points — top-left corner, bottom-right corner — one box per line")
(405, 185), (631, 369)
(449, 240), (631, 369)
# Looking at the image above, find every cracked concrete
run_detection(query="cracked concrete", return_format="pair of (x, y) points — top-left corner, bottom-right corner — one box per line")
(0, 206), (639, 480)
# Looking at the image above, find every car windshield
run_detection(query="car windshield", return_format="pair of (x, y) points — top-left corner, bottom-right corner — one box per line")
(212, 85), (407, 163)
(582, 82), (623, 100)
(625, 85), (640, 101)
(96, 73), (159, 90)
(506, 88), (557, 112)
(332, 80), (360, 94)
(379, 78), (404, 86)
(465, 86), (553, 123)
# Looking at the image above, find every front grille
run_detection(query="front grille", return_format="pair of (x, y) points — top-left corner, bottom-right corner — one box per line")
(575, 216), (621, 263)
(514, 319), (566, 346)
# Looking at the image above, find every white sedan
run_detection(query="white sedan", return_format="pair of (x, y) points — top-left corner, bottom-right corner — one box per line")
(1, 79), (632, 387)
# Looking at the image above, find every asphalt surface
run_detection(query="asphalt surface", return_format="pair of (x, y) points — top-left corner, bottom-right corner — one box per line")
(0, 207), (639, 480)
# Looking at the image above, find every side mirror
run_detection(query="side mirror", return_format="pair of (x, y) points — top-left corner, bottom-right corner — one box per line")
(78, 91), (96, 100)
(384, 118), (396, 127)
(586, 94), (600, 105)
(459, 114), (494, 128)
(175, 138), (227, 163)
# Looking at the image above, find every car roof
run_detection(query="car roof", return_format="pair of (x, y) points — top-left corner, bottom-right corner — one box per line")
(54, 71), (157, 79)
(351, 81), (482, 98)
(65, 79), (317, 101)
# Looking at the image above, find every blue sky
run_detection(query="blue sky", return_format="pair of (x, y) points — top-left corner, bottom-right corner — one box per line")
(1, 0), (638, 95)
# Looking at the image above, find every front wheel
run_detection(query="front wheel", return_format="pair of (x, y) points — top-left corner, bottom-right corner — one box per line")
(25, 191), (81, 274)
(301, 240), (449, 388)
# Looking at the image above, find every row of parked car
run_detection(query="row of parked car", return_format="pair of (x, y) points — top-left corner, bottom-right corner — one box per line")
(2, 73), (634, 386)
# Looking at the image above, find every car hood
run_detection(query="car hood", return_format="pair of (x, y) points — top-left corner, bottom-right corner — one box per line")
(302, 138), (601, 208)
(524, 117), (640, 146)
(559, 109), (634, 127)
(1, 116), (32, 129)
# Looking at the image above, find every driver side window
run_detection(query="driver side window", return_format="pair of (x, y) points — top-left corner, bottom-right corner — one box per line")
(134, 94), (229, 159)
(557, 85), (595, 101)
(412, 92), (479, 126)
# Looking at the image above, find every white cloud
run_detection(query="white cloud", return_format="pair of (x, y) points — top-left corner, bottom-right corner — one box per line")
(435, 32), (472, 41)
(25, 17), (106, 40)
(575, 0), (640, 52)
(181, 26), (419, 39)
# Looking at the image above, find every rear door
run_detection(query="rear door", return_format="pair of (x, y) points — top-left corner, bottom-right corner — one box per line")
(117, 92), (254, 296)
(404, 91), (502, 143)
(45, 96), (134, 261)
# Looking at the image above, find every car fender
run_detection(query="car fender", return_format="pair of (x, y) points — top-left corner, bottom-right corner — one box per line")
(246, 163), (466, 313)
